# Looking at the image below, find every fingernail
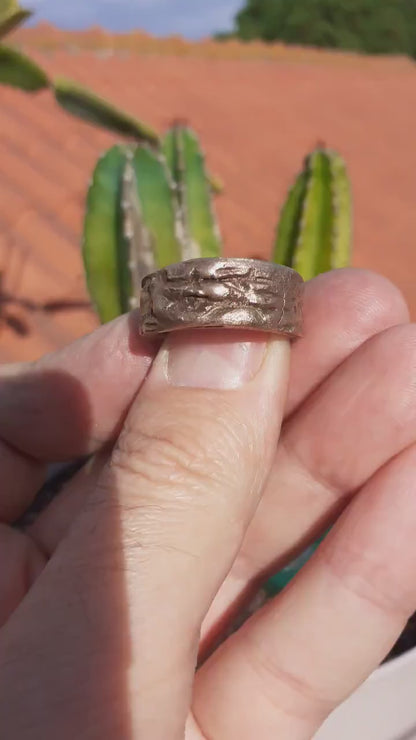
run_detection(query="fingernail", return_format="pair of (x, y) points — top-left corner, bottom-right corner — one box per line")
(165, 329), (267, 390)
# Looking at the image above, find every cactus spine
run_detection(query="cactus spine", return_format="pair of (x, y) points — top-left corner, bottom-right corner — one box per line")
(273, 148), (352, 280)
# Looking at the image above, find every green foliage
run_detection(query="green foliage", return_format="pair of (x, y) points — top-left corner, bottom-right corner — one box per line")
(212, 31), (236, 41)
(402, 0), (416, 57)
(0, 44), (49, 90)
(0, 1), (44, 91)
(234, 0), (415, 56)
(273, 148), (352, 281)
(53, 78), (160, 146)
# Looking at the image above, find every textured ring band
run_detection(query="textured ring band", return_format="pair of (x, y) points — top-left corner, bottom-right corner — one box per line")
(138, 258), (304, 338)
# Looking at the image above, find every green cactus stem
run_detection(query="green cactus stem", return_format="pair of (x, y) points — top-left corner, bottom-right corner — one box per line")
(0, 45), (49, 90)
(163, 125), (222, 260)
(121, 153), (154, 308)
(54, 77), (160, 146)
(272, 169), (308, 270)
(273, 148), (352, 280)
(83, 143), (185, 322)
(0, 1), (32, 39)
(330, 151), (352, 269)
(130, 146), (182, 273)
(83, 145), (130, 323)
(83, 128), (222, 324)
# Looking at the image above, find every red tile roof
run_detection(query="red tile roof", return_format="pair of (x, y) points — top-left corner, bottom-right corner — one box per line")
(1, 36), (416, 362)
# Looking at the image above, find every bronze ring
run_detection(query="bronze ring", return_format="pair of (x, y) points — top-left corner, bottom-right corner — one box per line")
(138, 257), (304, 338)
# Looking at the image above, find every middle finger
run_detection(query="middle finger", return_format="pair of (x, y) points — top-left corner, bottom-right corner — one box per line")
(203, 321), (416, 644)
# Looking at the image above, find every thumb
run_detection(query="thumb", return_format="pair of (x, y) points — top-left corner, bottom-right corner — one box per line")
(0, 329), (290, 740)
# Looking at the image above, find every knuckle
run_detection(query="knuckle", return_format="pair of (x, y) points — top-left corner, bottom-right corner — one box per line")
(110, 395), (254, 499)
(378, 323), (416, 417)
(242, 633), (332, 723)
(388, 321), (416, 362)
(319, 268), (409, 338)
(349, 269), (409, 333)
(114, 425), (205, 489)
(321, 541), (409, 621)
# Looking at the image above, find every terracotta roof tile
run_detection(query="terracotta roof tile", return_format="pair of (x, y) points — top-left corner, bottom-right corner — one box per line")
(1, 40), (416, 364)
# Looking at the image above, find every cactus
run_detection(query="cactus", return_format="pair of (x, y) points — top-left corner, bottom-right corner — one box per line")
(0, 45), (49, 90)
(163, 125), (222, 259)
(83, 140), (351, 325)
(0, 2), (224, 321)
(273, 147), (352, 280)
(54, 78), (160, 146)
(82, 125), (222, 323)
(130, 145), (183, 272)
(82, 145), (130, 323)
(0, 1), (31, 38)
(0, 2), (47, 90)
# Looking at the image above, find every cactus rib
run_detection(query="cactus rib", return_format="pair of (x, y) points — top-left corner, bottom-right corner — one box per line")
(0, 45), (49, 90)
(83, 145), (131, 323)
(329, 151), (352, 269)
(122, 151), (156, 306)
(131, 145), (183, 271)
(294, 149), (333, 279)
(273, 170), (308, 269)
(163, 125), (222, 260)
(273, 147), (352, 281)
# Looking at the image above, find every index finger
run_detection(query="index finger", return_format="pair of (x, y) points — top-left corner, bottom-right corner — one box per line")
(0, 270), (407, 465)
(0, 313), (158, 521)
(0, 311), (158, 463)
(0, 270), (406, 523)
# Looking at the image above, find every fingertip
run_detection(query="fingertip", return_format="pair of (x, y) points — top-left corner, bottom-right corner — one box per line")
(0, 313), (160, 461)
(304, 268), (409, 340)
(287, 268), (410, 416)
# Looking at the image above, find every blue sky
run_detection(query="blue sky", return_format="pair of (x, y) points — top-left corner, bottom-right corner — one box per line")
(27, 0), (243, 39)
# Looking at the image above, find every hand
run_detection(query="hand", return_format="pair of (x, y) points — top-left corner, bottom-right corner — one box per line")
(0, 268), (415, 740)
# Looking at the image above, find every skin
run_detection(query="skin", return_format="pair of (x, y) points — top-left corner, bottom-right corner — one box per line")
(0, 267), (416, 739)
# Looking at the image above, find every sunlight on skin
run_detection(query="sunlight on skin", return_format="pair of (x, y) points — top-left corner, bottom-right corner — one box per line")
(1, 269), (416, 739)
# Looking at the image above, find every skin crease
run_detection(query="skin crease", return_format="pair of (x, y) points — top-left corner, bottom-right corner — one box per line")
(1, 268), (416, 739)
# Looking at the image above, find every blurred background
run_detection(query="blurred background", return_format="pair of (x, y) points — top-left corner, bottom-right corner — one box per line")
(1, 0), (416, 362)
